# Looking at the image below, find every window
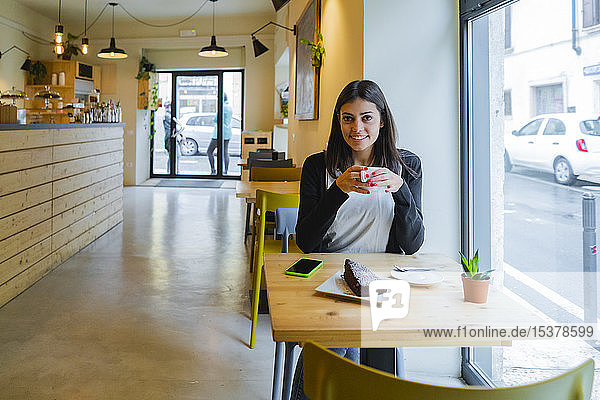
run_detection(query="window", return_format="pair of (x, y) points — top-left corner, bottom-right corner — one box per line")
(583, 0), (600, 27)
(504, 90), (512, 116)
(543, 118), (566, 135)
(461, 0), (600, 391)
(505, 6), (512, 49)
(518, 118), (542, 135)
(535, 84), (563, 115)
(580, 119), (600, 135)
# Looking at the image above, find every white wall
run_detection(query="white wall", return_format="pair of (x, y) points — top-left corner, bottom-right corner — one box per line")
(364, 0), (460, 376)
(364, 0), (460, 259)
(0, 1), (55, 94)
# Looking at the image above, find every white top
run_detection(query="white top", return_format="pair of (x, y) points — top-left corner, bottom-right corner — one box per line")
(324, 170), (394, 253)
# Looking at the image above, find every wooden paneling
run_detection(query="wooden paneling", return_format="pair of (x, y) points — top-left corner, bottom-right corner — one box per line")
(52, 150), (122, 180)
(0, 126), (124, 308)
(52, 174), (122, 216)
(53, 127), (122, 145)
(0, 201), (52, 242)
(0, 220), (52, 264)
(53, 138), (122, 163)
(0, 254), (55, 307)
(0, 147), (53, 174)
(0, 184), (52, 220)
(53, 163), (122, 198)
(0, 237), (52, 286)
(0, 130), (52, 152)
(0, 165), (53, 197)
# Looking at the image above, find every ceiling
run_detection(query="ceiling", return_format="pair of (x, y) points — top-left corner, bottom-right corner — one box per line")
(18, 0), (276, 26)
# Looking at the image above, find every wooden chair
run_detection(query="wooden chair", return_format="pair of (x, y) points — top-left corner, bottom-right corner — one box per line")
(251, 166), (302, 182)
(303, 341), (594, 400)
(248, 166), (302, 271)
(249, 190), (300, 349)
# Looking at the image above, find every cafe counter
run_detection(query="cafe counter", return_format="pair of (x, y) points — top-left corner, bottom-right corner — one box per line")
(0, 123), (125, 307)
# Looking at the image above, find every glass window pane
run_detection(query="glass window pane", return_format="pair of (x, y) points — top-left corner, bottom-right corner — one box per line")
(466, 0), (600, 392)
(152, 72), (172, 175)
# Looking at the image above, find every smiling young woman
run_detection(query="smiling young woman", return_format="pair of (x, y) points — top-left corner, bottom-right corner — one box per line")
(291, 80), (425, 400)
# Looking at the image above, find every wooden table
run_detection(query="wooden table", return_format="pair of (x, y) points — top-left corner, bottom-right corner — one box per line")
(264, 252), (545, 399)
(235, 180), (300, 202)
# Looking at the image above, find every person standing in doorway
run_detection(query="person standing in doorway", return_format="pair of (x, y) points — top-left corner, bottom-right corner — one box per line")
(163, 102), (173, 174)
(207, 93), (233, 175)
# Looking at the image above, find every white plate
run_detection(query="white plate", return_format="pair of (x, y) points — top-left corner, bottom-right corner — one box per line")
(314, 270), (370, 302)
(390, 269), (444, 287)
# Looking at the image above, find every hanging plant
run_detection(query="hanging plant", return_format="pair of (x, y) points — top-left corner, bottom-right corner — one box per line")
(136, 56), (155, 80)
(150, 81), (159, 109)
(300, 29), (325, 68)
(60, 33), (81, 60)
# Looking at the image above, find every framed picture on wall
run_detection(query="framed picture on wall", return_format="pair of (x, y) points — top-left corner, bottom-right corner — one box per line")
(295, 0), (320, 120)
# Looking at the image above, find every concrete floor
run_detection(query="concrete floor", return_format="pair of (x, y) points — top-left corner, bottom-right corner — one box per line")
(0, 186), (275, 399)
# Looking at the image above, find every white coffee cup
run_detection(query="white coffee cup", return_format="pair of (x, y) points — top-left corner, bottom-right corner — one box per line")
(360, 166), (387, 190)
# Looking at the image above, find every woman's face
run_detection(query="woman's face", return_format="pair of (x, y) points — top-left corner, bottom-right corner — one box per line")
(339, 98), (383, 154)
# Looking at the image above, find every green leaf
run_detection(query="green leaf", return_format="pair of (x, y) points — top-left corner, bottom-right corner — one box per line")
(473, 250), (479, 273)
(459, 251), (470, 274)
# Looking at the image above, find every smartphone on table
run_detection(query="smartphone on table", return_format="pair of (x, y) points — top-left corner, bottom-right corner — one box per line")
(285, 258), (323, 278)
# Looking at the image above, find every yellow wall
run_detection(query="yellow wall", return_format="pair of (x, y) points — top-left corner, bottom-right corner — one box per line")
(284, 0), (364, 166)
(0, 0), (54, 94)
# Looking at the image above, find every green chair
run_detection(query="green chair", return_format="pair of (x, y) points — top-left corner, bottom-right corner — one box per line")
(304, 341), (594, 400)
(249, 189), (300, 349)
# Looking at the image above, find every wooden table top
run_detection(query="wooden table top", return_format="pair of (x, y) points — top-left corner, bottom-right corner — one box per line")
(235, 180), (300, 201)
(264, 253), (546, 348)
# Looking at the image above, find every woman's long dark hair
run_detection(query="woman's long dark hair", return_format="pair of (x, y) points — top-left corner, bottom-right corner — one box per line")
(325, 80), (419, 180)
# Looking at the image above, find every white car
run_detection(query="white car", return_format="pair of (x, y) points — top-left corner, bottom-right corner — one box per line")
(178, 113), (241, 157)
(505, 113), (600, 184)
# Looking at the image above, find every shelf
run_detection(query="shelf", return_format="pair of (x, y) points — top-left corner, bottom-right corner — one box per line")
(25, 85), (74, 89)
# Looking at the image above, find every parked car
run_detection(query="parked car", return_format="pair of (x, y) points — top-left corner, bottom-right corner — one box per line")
(504, 113), (600, 184)
(178, 113), (242, 157)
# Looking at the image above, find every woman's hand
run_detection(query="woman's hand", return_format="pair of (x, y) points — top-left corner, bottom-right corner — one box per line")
(335, 165), (371, 194)
(367, 167), (404, 193)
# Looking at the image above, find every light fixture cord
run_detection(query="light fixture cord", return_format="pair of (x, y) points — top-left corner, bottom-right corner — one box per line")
(58, 0), (62, 23)
(84, 0), (87, 35)
(212, 1), (215, 36)
(112, 4), (115, 37)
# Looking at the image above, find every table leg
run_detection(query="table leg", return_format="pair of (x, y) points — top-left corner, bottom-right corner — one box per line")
(282, 341), (298, 400)
(272, 342), (284, 400)
(361, 348), (395, 374)
(244, 202), (252, 244)
(395, 347), (406, 379)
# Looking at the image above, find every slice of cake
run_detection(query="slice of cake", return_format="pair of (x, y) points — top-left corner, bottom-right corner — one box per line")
(343, 258), (380, 297)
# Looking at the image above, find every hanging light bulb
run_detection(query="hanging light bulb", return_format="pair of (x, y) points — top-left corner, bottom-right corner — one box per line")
(55, 24), (64, 44)
(55, 43), (64, 55)
(198, 0), (228, 58)
(54, 0), (63, 44)
(81, 0), (89, 55)
(97, 3), (128, 59)
(81, 37), (89, 55)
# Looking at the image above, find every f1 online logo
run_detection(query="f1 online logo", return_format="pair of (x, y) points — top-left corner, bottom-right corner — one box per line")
(369, 280), (410, 331)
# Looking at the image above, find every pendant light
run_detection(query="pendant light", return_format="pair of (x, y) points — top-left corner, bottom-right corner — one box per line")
(198, 0), (228, 58)
(81, 0), (89, 55)
(97, 3), (127, 59)
(54, 0), (64, 55)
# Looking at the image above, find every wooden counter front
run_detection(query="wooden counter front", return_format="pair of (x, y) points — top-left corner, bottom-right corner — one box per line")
(0, 125), (124, 307)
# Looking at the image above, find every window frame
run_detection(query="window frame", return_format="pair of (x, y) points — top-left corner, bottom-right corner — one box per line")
(459, 0), (519, 387)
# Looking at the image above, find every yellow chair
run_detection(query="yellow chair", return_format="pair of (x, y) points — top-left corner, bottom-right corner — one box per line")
(248, 166), (302, 271)
(249, 189), (300, 349)
(304, 341), (594, 400)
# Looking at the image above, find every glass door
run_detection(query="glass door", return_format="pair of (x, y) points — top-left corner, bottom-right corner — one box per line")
(151, 70), (244, 178)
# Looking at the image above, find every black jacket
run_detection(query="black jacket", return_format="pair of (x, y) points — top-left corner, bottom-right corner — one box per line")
(295, 150), (425, 254)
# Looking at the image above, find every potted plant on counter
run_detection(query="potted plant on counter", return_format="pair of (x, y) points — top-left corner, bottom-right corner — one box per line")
(460, 250), (493, 303)
(30, 61), (47, 84)
(60, 33), (81, 60)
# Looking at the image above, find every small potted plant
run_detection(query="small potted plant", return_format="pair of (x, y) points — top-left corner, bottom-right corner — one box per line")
(30, 61), (47, 84)
(460, 250), (493, 303)
(60, 33), (81, 60)
(300, 29), (325, 68)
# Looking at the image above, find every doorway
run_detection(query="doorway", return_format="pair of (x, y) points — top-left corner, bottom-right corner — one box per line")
(151, 70), (244, 179)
